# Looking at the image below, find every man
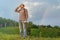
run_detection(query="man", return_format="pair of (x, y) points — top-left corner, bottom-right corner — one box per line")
(15, 4), (28, 38)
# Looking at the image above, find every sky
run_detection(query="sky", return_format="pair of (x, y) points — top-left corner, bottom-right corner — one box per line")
(0, 0), (60, 26)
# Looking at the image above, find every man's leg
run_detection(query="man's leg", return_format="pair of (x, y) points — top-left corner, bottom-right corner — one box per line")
(19, 21), (23, 37)
(23, 22), (27, 38)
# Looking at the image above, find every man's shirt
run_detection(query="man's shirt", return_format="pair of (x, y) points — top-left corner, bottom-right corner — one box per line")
(18, 8), (28, 21)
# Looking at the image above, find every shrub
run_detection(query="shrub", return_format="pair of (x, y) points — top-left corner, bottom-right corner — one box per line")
(30, 28), (40, 37)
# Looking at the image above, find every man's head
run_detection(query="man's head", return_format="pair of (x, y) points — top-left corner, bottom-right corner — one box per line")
(20, 4), (25, 8)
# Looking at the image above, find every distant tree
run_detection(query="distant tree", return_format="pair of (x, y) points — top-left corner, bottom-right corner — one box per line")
(32, 24), (38, 28)
(47, 25), (52, 28)
(54, 26), (60, 28)
(39, 25), (46, 28)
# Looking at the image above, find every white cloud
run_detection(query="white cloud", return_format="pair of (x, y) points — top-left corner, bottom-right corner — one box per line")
(56, 5), (60, 9)
(24, 1), (45, 6)
(33, 2), (40, 6)
(52, 5), (60, 9)
(29, 14), (32, 18)
(32, 2), (45, 6)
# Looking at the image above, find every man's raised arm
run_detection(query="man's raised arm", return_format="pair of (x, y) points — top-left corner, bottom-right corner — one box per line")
(15, 7), (19, 12)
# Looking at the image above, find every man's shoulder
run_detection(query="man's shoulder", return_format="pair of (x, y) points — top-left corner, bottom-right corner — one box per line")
(24, 8), (27, 10)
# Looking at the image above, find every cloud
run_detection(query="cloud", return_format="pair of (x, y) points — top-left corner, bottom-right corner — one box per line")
(32, 2), (45, 6)
(56, 5), (60, 9)
(23, 1), (46, 6)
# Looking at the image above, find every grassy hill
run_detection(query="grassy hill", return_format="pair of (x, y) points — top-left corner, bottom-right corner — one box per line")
(0, 27), (60, 40)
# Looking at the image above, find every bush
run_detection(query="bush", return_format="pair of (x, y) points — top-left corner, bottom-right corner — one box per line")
(30, 29), (40, 37)
(40, 28), (60, 38)
(27, 27), (60, 38)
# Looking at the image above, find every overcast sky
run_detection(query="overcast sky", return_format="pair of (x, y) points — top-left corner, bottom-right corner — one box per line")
(0, 0), (60, 26)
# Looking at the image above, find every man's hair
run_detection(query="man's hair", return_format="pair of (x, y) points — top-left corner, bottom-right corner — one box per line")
(20, 4), (25, 7)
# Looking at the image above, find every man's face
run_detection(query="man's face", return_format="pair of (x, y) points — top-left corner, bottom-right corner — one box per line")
(20, 5), (24, 8)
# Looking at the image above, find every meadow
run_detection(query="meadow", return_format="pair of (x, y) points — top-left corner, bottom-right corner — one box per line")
(0, 27), (60, 40)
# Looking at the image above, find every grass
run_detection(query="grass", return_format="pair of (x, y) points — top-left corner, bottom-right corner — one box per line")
(0, 27), (60, 40)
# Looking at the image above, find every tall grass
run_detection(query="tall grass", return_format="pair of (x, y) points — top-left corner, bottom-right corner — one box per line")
(0, 27), (60, 40)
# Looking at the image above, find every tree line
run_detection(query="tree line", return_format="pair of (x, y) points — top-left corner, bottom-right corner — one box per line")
(0, 17), (18, 27)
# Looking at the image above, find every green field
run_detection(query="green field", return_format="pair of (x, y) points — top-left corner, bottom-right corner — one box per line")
(0, 27), (60, 40)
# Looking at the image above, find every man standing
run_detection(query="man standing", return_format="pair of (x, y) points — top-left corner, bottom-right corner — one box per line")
(15, 4), (28, 38)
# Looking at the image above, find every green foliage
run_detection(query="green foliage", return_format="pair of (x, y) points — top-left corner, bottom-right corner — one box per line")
(0, 27), (60, 40)
(26, 22), (38, 35)
(26, 22), (60, 38)
(40, 28), (58, 37)
(30, 29), (40, 37)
